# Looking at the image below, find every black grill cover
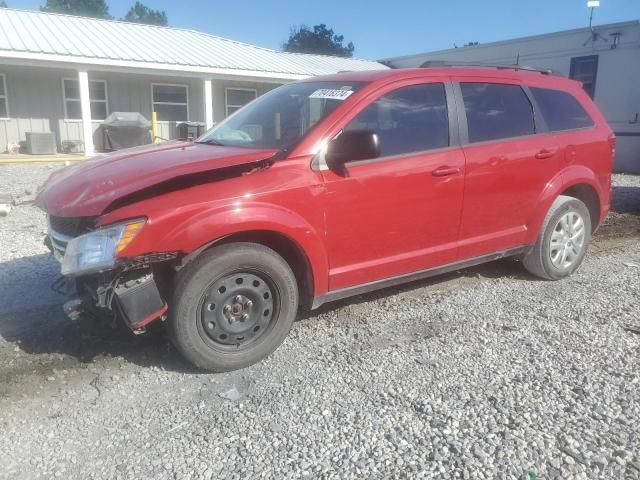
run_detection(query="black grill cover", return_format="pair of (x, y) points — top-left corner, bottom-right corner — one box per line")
(100, 112), (152, 151)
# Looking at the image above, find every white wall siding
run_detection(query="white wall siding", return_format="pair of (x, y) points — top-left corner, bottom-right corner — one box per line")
(0, 64), (282, 153)
(0, 65), (69, 150)
(1, 118), (50, 150)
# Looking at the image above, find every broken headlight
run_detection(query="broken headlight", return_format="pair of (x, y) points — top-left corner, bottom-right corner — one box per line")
(61, 219), (146, 276)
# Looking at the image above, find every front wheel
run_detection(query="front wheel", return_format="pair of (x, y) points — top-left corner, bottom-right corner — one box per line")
(170, 243), (298, 372)
(523, 195), (592, 280)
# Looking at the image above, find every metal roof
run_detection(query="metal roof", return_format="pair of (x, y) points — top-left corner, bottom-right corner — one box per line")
(0, 9), (386, 78)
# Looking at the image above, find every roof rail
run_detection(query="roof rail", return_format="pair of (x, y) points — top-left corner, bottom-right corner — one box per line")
(419, 60), (558, 75)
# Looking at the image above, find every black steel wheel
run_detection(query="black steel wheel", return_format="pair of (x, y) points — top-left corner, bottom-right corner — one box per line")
(170, 243), (298, 372)
(198, 271), (276, 348)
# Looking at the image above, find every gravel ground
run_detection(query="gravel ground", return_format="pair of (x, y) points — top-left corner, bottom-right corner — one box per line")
(0, 163), (639, 480)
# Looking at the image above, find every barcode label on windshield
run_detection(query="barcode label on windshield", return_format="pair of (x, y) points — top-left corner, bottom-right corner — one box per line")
(309, 89), (354, 101)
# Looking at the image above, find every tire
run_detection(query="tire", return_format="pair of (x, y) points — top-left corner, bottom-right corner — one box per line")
(523, 195), (592, 280)
(169, 242), (298, 372)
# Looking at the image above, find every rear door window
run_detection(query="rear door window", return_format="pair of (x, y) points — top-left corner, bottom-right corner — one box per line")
(530, 87), (594, 131)
(344, 83), (449, 157)
(460, 83), (535, 143)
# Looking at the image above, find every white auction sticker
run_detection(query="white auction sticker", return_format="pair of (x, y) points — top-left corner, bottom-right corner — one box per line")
(309, 89), (354, 100)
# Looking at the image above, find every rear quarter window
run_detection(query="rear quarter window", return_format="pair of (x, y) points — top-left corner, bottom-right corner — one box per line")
(530, 87), (594, 132)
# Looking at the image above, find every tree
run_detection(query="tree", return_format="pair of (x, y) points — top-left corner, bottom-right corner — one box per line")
(283, 24), (354, 58)
(0, 1), (8, 7)
(123, 1), (167, 26)
(40, 0), (111, 19)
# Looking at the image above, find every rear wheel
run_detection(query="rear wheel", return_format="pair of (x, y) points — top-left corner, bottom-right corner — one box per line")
(170, 243), (298, 371)
(523, 195), (591, 280)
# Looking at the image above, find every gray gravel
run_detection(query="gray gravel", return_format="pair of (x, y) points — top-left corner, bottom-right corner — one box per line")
(0, 163), (639, 480)
(0, 163), (65, 314)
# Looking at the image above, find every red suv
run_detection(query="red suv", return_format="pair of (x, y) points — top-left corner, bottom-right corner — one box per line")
(37, 66), (614, 371)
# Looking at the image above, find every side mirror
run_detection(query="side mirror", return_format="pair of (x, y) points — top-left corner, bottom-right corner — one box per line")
(325, 129), (380, 170)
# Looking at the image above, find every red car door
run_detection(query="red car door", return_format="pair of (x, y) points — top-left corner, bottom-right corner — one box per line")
(453, 79), (562, 259)
(320, 81), (465, 291)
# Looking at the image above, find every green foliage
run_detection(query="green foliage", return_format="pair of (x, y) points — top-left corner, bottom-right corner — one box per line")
(40, 0), (111, 19)
(123, 1), (167, 26)
(283, 24), (354, 58)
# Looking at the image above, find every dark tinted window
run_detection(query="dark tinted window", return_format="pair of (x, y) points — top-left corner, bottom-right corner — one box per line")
(345, 83), (448, 157)
(530, 87), (594, 132)
(461, 83), (535, 143)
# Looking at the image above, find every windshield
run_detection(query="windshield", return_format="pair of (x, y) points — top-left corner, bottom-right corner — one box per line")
(197, 81), (365, 151)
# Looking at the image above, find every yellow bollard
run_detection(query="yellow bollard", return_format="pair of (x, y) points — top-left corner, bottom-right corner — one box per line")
(151, 111), (158, 144)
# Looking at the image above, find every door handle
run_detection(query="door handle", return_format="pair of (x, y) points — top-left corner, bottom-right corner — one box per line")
(432, 166), (461, 177)
(535, 148), (558, 159)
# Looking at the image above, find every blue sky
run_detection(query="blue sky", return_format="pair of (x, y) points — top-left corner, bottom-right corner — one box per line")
(9, 0), (640, 59)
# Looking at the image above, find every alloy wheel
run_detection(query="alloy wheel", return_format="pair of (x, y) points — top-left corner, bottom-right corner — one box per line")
(549, 211), (586, 270)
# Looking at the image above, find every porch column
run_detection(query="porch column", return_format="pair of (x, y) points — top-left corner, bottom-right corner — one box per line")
(77, 70), (95, 156)
(204, 79), (214, 130)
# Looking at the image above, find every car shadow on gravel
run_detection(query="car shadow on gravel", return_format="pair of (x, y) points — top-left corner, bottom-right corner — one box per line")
(0, 254), (64, 316)
(0, 255), (529, 376)
(611, 185), (640, 215)
(0, 303), (196, 377)
(594, 186), (640, 248)
(0, 255), (195, 377)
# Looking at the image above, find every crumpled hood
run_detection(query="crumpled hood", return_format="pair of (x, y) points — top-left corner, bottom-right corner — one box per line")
(36, 141), (278, 217)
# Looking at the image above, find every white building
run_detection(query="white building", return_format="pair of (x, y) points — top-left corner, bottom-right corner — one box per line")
(0, 8), (385, 155)
(382, 21), (640, 173)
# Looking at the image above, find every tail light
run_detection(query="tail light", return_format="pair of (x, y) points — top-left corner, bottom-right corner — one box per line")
(607, 133), (616, 192)
(608, 133), (617, 157)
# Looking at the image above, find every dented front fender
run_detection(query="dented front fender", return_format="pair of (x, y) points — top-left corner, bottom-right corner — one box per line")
(99, 158), (330, 296)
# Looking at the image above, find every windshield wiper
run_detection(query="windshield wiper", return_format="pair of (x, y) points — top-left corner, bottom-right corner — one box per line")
(197, 139), (225, 146)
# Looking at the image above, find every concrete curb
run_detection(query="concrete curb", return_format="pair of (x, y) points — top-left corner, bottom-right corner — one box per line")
(0, 156), (86, 164)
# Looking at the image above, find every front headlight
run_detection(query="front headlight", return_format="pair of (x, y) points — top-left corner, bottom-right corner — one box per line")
(61, 219), (146, 276)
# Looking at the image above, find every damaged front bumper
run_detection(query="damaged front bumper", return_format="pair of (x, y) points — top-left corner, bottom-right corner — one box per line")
(59, 269), (168, 332)
(46, 234), (176, 332)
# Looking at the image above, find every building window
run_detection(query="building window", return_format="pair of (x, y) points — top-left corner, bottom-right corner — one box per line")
(225, 88), (257, 116)
(63, 78), (108, 121)
(569, 55), (598, 99)
(0, 74), (9, 119)
(152, 84), (189, 121)
(460, 83), (535, 143)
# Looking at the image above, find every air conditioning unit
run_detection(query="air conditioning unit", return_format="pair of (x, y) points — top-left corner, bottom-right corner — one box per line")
(26, 132), (57, 155)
